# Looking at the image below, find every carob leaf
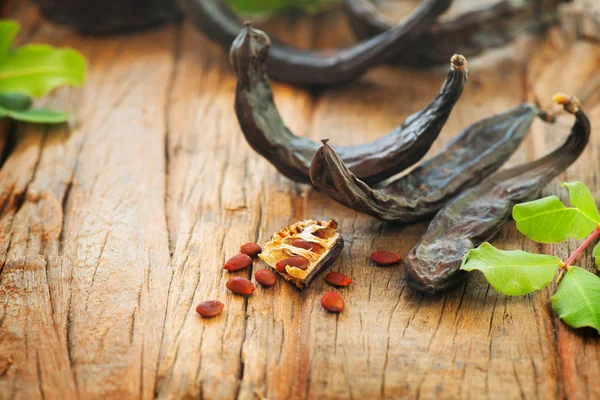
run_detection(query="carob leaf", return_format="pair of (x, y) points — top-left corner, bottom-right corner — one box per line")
(403, 94), (591, 294)
(231, 24), (467, 184)
(310, 103), (546, 222)
(551, 266), (600, 333)
(344, 0), (569, 66)
(179, 0), (453, 85)
(460, 242), (561, 296)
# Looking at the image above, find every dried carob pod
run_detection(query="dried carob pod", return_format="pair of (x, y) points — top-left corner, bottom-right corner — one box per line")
(179, 0), (452, 86)
(344, 0), (570, 67)
(404, 94), (590, 294)
(310, 104), (553, 222)
(231, 25), (467, 184)
(259, 220), (343, 289)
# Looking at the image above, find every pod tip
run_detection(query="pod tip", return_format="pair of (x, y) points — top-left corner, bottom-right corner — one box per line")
(450, 54), (466, 71)
(243, 21), (252, 28)
(553, 93), (580, 114)
(321, 138), (330, 145)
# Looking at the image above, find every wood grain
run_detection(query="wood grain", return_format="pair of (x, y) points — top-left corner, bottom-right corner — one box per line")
(0, 1), (599, 399)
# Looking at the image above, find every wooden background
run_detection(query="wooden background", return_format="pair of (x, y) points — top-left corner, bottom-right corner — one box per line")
(0, 1), (599, 399)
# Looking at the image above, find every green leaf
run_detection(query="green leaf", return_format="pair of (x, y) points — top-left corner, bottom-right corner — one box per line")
(513, 196), (598, 243)
(0, 20), (19, 64)
(225, 0), (340, 14)
(460, 242), (561, 295)
(551, 266), (600, 333)
(0, 92), (31, 111)
(562, 181), (600, 222)
(0, 44), (86, 97)
(0, 106), (69, 124)
(593, 242), (600, 270)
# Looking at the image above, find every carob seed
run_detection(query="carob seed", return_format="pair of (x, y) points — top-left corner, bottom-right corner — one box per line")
(226, 277), (256, 295)
(326, 272), (352, 287)
(255, 269), (277, 287)
(196, 300), (224, 317)
(370, 251), (402, 266)
(224, 254), (253, 271)
(240, 242), (262, 257)
(321, 292), (345, 313)
(291, 238), (323, 252)
(275, 255), (309, 272)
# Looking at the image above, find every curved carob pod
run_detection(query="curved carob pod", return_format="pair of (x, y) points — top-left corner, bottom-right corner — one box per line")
(179, 0), (453, 86)
(310, 103), (553, 222)
(344, 0), (569, 67)
(404, 94), (590, 295)
(231, 25), (467, 184)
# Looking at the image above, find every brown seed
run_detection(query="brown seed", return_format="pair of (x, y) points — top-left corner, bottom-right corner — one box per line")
(330, 219), (338, 229)
(312, 230), (325, 239)
(255, 269), (277, 287)
(370, 250), (402, 266)
(196, 300), (224, 317)
(291, 238), (323, 252)
(276, 255), (309, 272)
(326, 272), (352, 287)
(240, 242), (262, 257)
(226, 277), (256, 295)
(224, 254), (253, 271)
(321, 291), (344, 313)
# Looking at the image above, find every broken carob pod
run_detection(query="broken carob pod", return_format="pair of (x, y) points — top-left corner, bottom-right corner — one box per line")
(310, 103), (553, 222)
(344, 0), (569, 67)
(404, 94), (590, 294)
(231, 25), (467, 185)
(259, 220), (343, 289)
(179, 0), (452, 86)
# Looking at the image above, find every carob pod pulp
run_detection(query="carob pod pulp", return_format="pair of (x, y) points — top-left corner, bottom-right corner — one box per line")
(404, 94), (591, 294)
(259, 220), (343, 289)
(179, 0), (453, 86)
(344, 0), (570, 67)
(310, 103), (553, 223)
(230, 24), (468, 184)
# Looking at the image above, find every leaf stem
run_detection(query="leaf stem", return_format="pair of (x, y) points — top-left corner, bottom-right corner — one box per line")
(563, 226), (600, 269)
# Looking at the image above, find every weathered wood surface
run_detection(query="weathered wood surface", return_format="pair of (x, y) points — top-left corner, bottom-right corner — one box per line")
(1, 1), (599, 399)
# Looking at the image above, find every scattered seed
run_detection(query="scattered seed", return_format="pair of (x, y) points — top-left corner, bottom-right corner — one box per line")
(240, 242), (262, 257)
(255, 269), (277, 287)
(226, 277), (256, 295)
(370, 250), (402, 266)
(196, 300), (224, 317)
(321, 291), (345, 313)
(224, 254), (253, 271)
(276, 255), (309, 272)
(326, 272), (352, 287)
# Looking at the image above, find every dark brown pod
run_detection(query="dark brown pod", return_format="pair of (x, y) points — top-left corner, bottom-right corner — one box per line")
(240, 242), (262, 257)
(223, 254), (253, 271)
(321, 292), (345, 313)
(231, 25), (467, 184)
(226, 277), (256, 295)
(344, 0), (568, 66)
(196, 300), (224, 317)
(260, 220), (344, 289)
(39, 0), (180, 35)
(310, 104), (551, 223)
(179, 0), (452, 86)
(255, 269), (277, 287)
(370, 251), (402, 266)
(404, 94), (590, 294)
(326, 272), (353, 287)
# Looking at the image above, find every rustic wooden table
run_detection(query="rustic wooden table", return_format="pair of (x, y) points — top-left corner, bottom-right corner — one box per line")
(1, 1), (599, 399)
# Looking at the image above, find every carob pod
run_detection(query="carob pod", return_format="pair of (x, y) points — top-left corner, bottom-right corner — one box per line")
(231, 24), (467, 184)
(404, 94), (590, 294)
(344, 0), (570, 67)
(179, 0), (453, 86)
(310, 103), (553, 222)
(259, 220), (343, 289)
